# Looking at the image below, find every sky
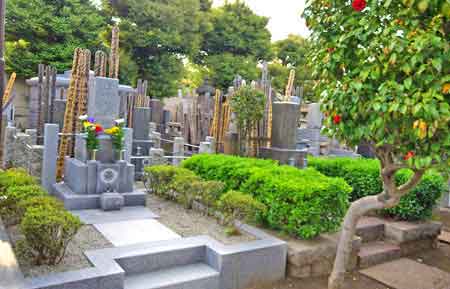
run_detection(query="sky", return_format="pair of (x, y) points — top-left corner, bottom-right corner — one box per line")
(213, 0), (310, 41)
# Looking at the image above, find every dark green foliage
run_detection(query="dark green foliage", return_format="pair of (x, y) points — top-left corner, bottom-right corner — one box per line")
(0, 185), (48, 226)
(6, 0), (107, 77)
(218, 190), (266, 225)
(384, 170), (445, 221)
(182, 154), (351, 239)
(104, 0), (208, 97)
(199, 1), (272, 89)
(0, 168), (37, 192)
(308, 157), (446, 221)
(308, 157), (382, 201)
(19, 206), (82, 265)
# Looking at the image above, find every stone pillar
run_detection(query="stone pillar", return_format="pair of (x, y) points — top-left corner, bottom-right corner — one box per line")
(74, 134), (88, 162)
(205, 136), (216, 153)
(224, 132), (239, 155)
(150, 148), (165, 165)
(271, 102), (300, 150)
(132, 108), (151, 140)
(3, 126), (16, 167)
(86, 161), (98, 194)
(41, 124), (59, 193)
(29, 146), (44, 180)
(151, 132), (161, 149)
(149, 122), (157, 134)
(173, 137), (185, 166)
(14, 133), (32, 171)
(199, 142), (212, 154)
(123, 128), (133, 163)
(25, 129), (38, 145)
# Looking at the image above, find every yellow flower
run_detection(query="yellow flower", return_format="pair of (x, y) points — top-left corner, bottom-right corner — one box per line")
(443, 83), (450, 94)
(104, 128), (113, 135)
(112, 126), (120, 134)
(83, 121), (93, 129)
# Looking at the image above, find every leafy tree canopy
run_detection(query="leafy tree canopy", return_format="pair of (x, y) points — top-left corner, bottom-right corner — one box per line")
(270, 35), (316, 100)
(6, 0), (107, 77)
(199, 1), (272, 90)
(304, 0), (449, 173)
(103, 0), (209, 97)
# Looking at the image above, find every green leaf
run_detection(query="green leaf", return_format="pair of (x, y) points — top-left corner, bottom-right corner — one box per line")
(431, 58), (442, 72)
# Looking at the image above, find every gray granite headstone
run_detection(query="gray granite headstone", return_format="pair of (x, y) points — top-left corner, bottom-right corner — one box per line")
(132, 108), (151, 140)
(88, 77), (120, 128)
(41, 124), (59, 193)
(271, 102), (300, 150)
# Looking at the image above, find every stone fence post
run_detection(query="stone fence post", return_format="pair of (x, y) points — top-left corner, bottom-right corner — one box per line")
(199, 142), (212, 154)
(150, 148), (165, 166)
(42, 124), (59, 193)
(172, 137), (185, 166)
(205, 136), (216, 153)
(14, 133), (32, 171)
(2, 126), (16, 168)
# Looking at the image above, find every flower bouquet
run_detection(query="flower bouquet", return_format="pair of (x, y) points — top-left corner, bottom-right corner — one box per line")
(105, 119), (125, 160)
(79, 115), (103, 160)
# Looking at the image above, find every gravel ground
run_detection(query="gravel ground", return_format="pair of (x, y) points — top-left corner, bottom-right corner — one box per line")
(147, 194), (257, 245)
(7, 225), (112, 278)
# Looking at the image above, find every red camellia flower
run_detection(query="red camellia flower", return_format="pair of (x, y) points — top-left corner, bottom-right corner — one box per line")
(333, 115), (342, 125)
(95, 124), (103, 133)
(352, 0), (366, 12)
(403, 151), (415, 161)
(327, 47), (335, 53)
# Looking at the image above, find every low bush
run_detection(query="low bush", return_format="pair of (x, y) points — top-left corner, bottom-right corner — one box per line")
(0, 185), (48, 225)
(143, 165), (196, 196)
(17, 196), (64, 223)
(19, 206), (82, 265)
(0, 168), (37, 192)
(384, 170), (445, 221)
(308, 157), (446, 221)
(196, 181), (226, 209)
(182, 154), (352, 239)
(218, 190), (266, 226)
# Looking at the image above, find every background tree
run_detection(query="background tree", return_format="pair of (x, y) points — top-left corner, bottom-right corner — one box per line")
(199, 1), (272, 90)
(6, 0), (106, 77)
(303, 1), (449, 288)
(103, 0), (208, 98)
(269, 34), (316, 100)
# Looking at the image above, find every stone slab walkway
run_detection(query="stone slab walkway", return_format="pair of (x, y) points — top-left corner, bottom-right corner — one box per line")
(360, 258), (450, 289)
(438, 230), (450, 244)
(71, 206), (158, 224)
(94, 219), (181, 246)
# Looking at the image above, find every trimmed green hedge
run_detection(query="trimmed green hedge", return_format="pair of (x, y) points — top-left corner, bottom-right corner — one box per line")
(182, 154), (351, 239)
(308, 157), (446, 221)
(0, 169), (82, 265)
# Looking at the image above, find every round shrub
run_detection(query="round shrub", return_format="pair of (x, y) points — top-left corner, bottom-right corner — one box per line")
(17, 196), (64, 223)
(19, 206), (82, 265)
(144, 165), (196, 196)
(0, 185), (48, 226)
(218, 190), (266, 226)
(0, 168), (36, 192)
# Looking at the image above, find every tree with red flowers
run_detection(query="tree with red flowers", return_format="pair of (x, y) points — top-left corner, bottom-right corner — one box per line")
(303, 1), (449, 288)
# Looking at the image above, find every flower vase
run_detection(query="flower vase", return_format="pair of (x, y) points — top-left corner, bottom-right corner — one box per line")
(90, 149), (98, 161)
(114, 149), (125, 162)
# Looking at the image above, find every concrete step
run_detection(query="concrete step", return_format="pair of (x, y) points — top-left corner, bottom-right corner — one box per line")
(358, 241), (401, 269)
(124, 263), (220, 289)
(356, 217), (385, 243)
(117, 244), (206, 275)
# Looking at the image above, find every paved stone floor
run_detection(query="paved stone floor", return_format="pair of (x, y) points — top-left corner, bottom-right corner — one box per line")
(71, 206), (159, 224)
(360, 258), (450, 289)
(94, 219), (181, 246)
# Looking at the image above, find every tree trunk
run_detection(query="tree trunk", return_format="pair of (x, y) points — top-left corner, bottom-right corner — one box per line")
(328, 167), (425, 289)
(328, 194), (396, 289)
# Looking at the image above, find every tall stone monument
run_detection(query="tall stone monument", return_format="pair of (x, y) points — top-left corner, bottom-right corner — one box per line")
(260, 101), (307, 168)
(53, 76), (146, 211)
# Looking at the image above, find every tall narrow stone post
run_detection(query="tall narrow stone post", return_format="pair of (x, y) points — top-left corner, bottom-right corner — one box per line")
(123, 128), (133, 163)
(2, 126), (16, 168)
(41, 124), (59, 193)
(173, 137), (185, 166)
(205, 136), (216, 153)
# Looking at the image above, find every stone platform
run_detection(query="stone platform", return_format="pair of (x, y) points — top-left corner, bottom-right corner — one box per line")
(54, 183), (146, 210)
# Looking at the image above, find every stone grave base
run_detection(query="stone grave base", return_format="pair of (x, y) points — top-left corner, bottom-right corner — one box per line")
(259, 147), (307, 167)
(53, 182), (146, 210)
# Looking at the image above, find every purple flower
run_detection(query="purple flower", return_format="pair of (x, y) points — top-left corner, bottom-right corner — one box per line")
(87, 117), (96, 123)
